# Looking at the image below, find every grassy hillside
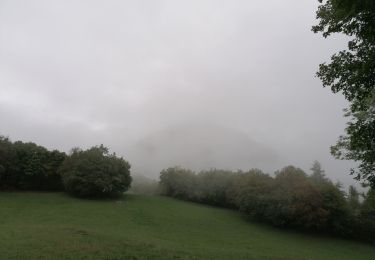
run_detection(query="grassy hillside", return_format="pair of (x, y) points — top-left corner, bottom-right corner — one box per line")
(0, 192), (374, 259)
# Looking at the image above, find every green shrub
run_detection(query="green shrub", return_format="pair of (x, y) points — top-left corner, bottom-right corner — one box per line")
(195, 170), (236, 207)
(159, 167), (196, 200)
(0, 136), (66, 191)
(59, 145), (131, 198)
(158, 164), (373, 241)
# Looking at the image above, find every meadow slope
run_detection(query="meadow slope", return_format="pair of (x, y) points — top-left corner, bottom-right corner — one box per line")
(0, 192), (374, 259)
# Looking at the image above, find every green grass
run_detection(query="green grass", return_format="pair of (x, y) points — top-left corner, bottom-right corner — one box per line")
(0, 192), (374, 259)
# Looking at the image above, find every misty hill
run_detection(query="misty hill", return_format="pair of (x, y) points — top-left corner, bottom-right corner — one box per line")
(128, 123), (279, 178)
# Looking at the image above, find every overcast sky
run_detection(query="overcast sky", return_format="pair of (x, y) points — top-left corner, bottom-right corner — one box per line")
(0, 0), (358, 185)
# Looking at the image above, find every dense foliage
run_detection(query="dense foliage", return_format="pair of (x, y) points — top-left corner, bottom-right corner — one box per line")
(313, 0), (375, 185)
(159, 164), (375, 242)
(0, 136), (132, 199)
(59, 145), (132, 198)
(160, 168), (236, 207)
(0, 136), (66, 190)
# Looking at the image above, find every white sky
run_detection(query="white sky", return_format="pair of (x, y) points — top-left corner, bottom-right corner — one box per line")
(0, 0), (358, 185)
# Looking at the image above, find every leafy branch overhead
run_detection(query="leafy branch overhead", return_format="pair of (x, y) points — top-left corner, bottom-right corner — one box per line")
(313, 0), (375, 185)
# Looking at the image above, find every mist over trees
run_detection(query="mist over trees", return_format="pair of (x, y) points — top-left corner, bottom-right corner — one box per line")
(1, 132), (374, 243)
(129, 123), (280, 179)
(1, 1), (374, 258)
(129, 174), (159, 195)
(159, 164), (375, 242)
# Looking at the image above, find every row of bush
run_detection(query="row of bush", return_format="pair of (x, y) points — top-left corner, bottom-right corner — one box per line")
(0, 136), (132, 198)
(159, 164), (375, 242)
(0, 136), (66, 190)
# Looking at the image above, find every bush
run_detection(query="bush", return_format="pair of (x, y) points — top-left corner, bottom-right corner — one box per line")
(59, 145), (132, 198)
(158, 164), (375, 241)
(195, 170), (236, 207)
(159, 167), (196, 200)
(269, 166), (328, 229)
(227, 169), (273, 214)
(0, 136), (66, 191)
(159, 167), (236, 206)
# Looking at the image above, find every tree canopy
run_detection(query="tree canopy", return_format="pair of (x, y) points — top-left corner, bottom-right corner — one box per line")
(59, 145), (132, 198)
(158, 164), (375, 242)
(313, 0), (375, 186)
(0, 136), (66, 191)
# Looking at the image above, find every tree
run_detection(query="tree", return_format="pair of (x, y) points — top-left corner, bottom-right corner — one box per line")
(59, 145), (132, 198)
(348, 185), (361, 214)
(228, 169), (274, 219)
(195, 169), (236, 207)
(313, 0), (375, 186)
(0, 136), (16, 188)
(310, 160), (328, 184)
(357, 187), (375, 241)
(271, 166), (328, 229)
(159, 167), (196, 200)
(0, 136), (66, 190)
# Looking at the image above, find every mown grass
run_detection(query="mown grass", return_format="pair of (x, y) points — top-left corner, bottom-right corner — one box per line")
(0, 192), (374, 259)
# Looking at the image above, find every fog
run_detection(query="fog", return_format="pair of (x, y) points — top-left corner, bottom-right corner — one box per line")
(0, 1), (357, 185)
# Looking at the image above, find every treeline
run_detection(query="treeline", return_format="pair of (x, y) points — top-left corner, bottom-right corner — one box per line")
(0, 136), (132, 198)
(159, 163), (375, 242)
(0, 136), (66, 190)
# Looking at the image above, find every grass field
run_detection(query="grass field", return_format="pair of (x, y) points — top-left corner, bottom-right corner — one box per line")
(0, 192), (374, 259)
